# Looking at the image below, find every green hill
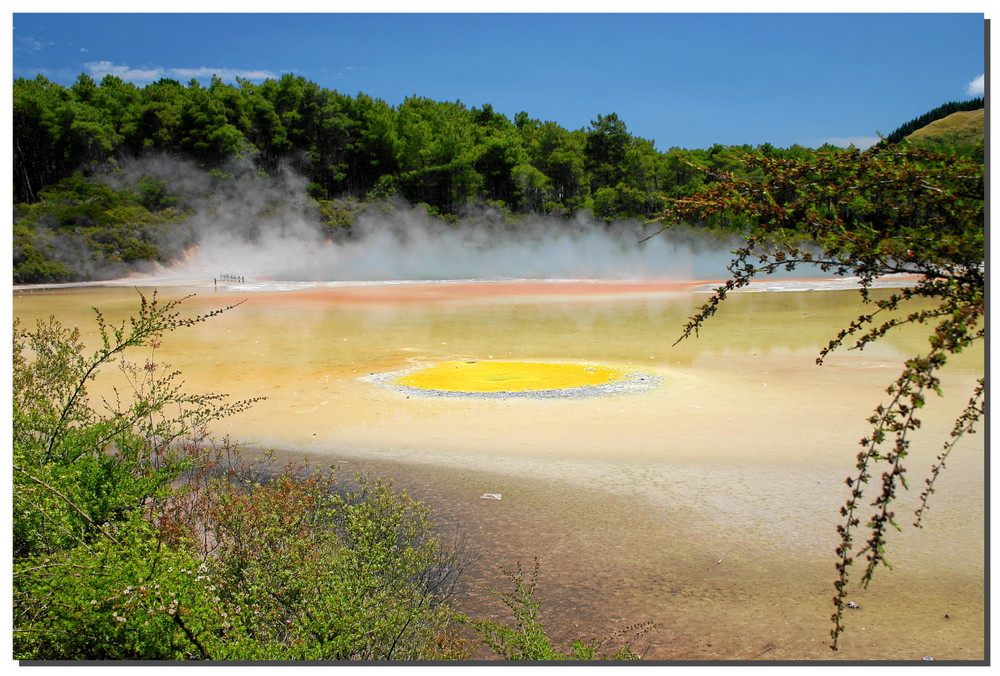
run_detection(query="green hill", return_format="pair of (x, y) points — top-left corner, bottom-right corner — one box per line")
(880, 97), (984, 146)
(907, 108), (984, 147)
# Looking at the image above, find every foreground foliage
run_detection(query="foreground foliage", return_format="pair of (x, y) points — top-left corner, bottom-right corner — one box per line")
(657, 143), (985, 649)
(12, 293), (472, 660)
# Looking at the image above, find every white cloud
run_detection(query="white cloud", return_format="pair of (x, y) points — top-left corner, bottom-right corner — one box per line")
(966, 74), (984, 96)
(18, 36), (48, 53)
(84, 60), (277, 84)
(86, 61), (164, 82)
(818, 136), (881, 150)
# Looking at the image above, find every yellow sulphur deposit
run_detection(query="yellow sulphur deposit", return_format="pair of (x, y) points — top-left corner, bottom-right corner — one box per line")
(395, 360), (623, 393)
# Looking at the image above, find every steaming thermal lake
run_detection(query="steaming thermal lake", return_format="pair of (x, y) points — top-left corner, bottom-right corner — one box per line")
(12, 278), (984, 661)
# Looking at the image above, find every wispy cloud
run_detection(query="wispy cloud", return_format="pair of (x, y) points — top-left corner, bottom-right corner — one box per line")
(818, 136), (880, 150)
(17, 36), (49, 53)
(84, 60), (278, 83)
(966, 74), (984, 96)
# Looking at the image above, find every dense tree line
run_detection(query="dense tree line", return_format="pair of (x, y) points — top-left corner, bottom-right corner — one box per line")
(12, 72), (984, 284)
(13, 72), (838, 217)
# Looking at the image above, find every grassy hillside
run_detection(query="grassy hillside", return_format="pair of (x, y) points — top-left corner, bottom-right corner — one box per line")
(907, 108), (985, 147)
(880, 97), (984, 146)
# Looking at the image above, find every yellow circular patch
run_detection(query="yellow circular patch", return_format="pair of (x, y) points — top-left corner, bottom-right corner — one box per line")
(396, 360), (622, 393)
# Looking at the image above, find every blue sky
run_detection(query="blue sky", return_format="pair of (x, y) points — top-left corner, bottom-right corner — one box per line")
(10, 10), (987, 151)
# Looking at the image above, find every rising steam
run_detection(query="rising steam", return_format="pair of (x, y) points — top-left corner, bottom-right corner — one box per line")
(175, 208), (743, 282)
(110, 156), (746, 283)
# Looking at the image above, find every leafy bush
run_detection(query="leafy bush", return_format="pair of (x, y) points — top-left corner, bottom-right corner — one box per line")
(12, 292), (473, 661)
(168, 464), (473, 660)
(13, 174), (191, 283)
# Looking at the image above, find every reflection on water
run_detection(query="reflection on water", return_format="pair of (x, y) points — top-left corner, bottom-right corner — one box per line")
(12, 280), (985, 661)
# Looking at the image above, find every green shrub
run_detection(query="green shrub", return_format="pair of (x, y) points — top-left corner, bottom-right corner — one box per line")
(178, 465), (473, 660)
(12, 292), (472, 661)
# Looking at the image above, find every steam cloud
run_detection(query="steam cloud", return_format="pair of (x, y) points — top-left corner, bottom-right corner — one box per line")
(175, 210), (741, 282)
(110, 157), (747, 283)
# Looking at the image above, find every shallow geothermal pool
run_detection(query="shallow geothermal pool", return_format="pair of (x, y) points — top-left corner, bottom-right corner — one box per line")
(12, 278), (985, 662)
